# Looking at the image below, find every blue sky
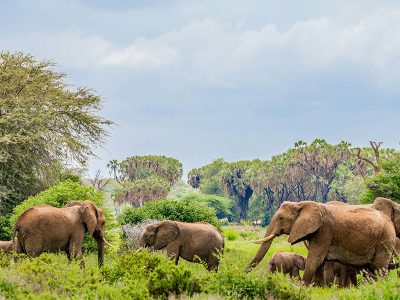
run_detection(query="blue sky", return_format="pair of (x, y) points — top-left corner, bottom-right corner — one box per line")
(2, 0), (400, 177)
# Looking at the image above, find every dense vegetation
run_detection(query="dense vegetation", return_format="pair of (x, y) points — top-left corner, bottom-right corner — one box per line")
(188, 139), (400, 222)
(0, 51), (112, 213)
(119, 198), (221, 229)
(0, 228), (399, 299)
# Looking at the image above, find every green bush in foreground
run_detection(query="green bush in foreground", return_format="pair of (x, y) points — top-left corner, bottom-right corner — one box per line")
(119, 198), (221, 229)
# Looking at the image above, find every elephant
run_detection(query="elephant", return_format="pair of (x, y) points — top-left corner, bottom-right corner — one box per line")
(0, 241), (13, 254)
(323, 261), (358, 287)
(138, 220), (224, 270)
(268, 251), (306, 278)
(247, 201), (396, 285)
(13, 200), (108, 266)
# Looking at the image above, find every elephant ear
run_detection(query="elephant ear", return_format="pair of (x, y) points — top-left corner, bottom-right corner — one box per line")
(373, 197), (400, 236)
(294, 255), (306, 270)
(288, 201), (322, 244)
(153, 221), (180, 250)
(80, 201), (98, 236)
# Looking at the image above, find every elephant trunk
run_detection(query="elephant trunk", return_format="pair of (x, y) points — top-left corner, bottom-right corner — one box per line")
(246, 227), (275, 272)
(97, 237), (104, 267)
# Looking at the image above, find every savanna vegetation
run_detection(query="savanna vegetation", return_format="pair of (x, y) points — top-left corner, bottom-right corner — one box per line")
(1, 51), (400, 299)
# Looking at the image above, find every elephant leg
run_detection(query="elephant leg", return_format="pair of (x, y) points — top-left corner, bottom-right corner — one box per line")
(270, 264), (277, 273)
(23, 237), (43, 258)
(69, 237), (84, 268)
(207, 253), (219, 271)
(290, 266), (300, 278)
(323, 261), (335, 286)
(303, 240), (329, 285)
(165, 240), (180, 265)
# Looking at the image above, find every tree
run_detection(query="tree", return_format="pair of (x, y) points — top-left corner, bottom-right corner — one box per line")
(112, 155), (183, 207)
(361, 153), (400, 203)
(0, 51), (111, 213)
(291, 139), (352, 203)
(188, 158), (227, 196)
(222, 161), (254, 221)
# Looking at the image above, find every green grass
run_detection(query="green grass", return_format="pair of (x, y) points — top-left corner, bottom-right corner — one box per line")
(0, 226), (398, 299)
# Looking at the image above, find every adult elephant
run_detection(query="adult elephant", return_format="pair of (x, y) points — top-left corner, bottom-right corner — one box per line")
(139, 220), (224, 271)
(13, 200), (108, 266)
(247, 201), (396, 285)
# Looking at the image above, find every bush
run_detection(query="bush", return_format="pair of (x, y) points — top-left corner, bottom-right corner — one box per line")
(121, 220), (160, 249)
(0, 215), (12, 240)
(102, 250), (201, 299)
(223, 229), (239, 241)
(119, 199), (220, 229)
(10, 180), (119, 252)
(208, 269), (308, 299)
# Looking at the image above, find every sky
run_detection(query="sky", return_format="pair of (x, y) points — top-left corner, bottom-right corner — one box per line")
(2, 0), (400, 177)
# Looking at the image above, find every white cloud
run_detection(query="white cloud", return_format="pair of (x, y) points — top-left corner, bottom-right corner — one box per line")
(100, 38), (178, 69)
(2, 5), (400, 90)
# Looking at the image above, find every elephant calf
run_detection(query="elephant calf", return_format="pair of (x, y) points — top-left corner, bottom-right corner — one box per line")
(0, 241), (13, 254)
(139, 220), (224, 271)
(268, 251), (306, 278)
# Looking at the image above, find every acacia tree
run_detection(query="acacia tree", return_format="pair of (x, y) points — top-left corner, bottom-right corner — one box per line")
(0, 51), (111, 212)
(112, 155), (182, 207)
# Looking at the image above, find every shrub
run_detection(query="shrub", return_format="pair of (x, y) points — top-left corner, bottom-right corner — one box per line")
(119, 199), (220, 229)
(223, 229), (239, 241)
(208, 269), (308, 299)
(10, 180), (119, 252)
(0, 215), (12, 240)
(121, 220), (160, 249)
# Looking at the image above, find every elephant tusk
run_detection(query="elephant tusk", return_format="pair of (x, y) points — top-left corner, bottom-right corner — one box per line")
(251, 234), (276, 244)
(136, 247), (142, 253)
(103, 238), (115, 249)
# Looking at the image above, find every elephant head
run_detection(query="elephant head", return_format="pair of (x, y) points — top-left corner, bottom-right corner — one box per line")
(372, 197), (400, 237)
(139, 221), (179, 250)
(247, 201), (322, 270)
(293, 254), (306, 270)
(64, 200), (106, 266)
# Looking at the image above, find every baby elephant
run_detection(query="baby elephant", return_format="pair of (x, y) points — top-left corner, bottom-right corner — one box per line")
(268, 251), (306, 278)
(0, 241), (13, 254)
(139, 220), (224, 271)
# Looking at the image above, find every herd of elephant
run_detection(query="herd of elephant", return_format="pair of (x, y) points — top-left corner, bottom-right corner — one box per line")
(1, 197), (400, 288)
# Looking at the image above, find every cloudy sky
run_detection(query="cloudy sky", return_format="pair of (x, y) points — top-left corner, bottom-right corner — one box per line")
(2, 0), (400, 176)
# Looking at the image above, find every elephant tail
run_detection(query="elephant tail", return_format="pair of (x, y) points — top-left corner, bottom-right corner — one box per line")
(12, 224), (23, 254)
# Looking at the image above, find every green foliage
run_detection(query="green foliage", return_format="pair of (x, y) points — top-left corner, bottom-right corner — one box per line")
(209, 269), (308, 300)
(0, 51), (111, 214)
(10, 180), (119, 252)
(0, 215), (12, 240)
(188, 158), (227, 195)
(223, 229), (239, 241)
(180, 193), (234, 219)
(119, 199), (220, 229)
(361, 155), (400, 204)
(167, 180), (199, 199)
